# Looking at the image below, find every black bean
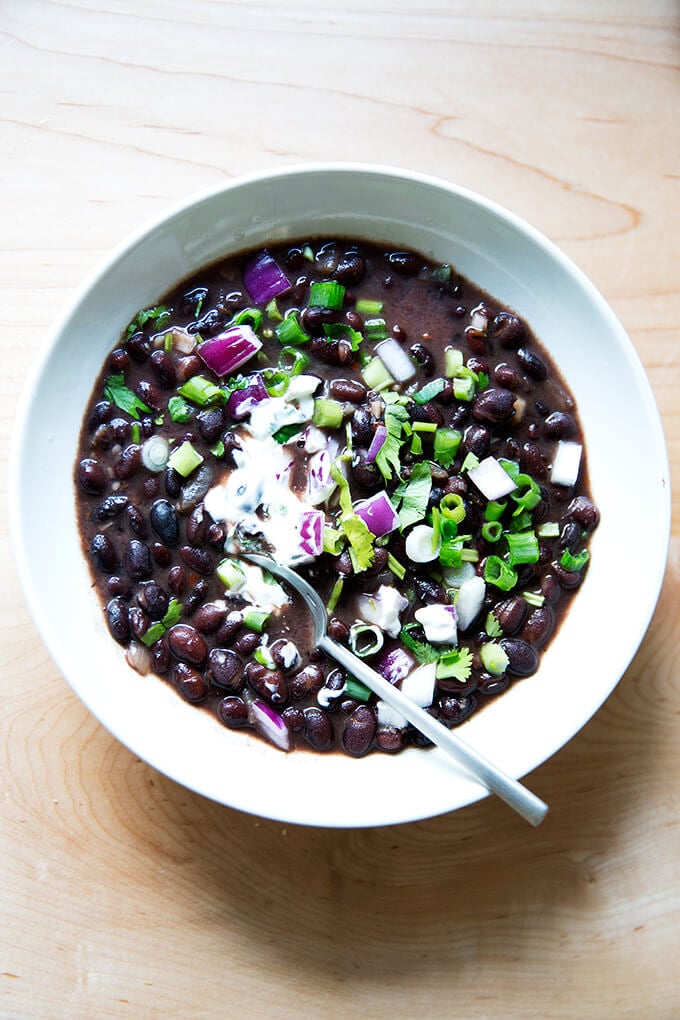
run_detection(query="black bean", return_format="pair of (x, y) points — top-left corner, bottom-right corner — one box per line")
(290, 664), (325, 700)
(329, 378), (367, 403)
(180, 286), (208, 317)
(493, 312), (525, 348)
(463, 424), (490, 458)
(150, 499), (179, 546)
(208, 648), (244, 690)
(77, 458), (107, 495)
(552, 562), (584, 590)
(167, 565), (186, 596)
(351, 407), (374, 446)
(214, 610), (245, 645)
(173, 662), (208, 702)
(567, 496), (600, 531)
(126, 503), (148, 539)
(114, 444), (142, 481)
(106, 576), (132, 599)
(522, 441), (549, 479)
(411, 401), (445, 427)
(179, 545), (215, 576)
(282, 706), (304, 733)
(327, 618), (350, 643)
(351, 451), (382, 491)
(415, 577), (447, 605)
(309, 335), (353, 365)
(108, 349), (129, 373)
(128, 606), (150, 641)
(493, 596), (528, 634)
(376, 727), (405, 752)
(124, 539), (152, 580)
(189, 307), (226, 338)
(232, 631), (260, 655)
(303, 707), (334, 751)
(149, 349), (177, 389)
(106, 597), (132, 643)
(164, 466), (182, 498)
(517, 347), (547, 381)
(93, 495), (127, 524)
(544, 410), (577, 439)
(135, 380), (164, 413)
(500, 638), (539, 676)
(151, 637), (171, 673)
(478, 673), (510, 696)
(137, 581), (169, 620)
(245, 662), (287, 706)
(269, 639), (300, 672)
(471, 388), (516, 424)
(185, 505), (210, 545)
(126, 332), (151, 362)
(439, 695), (477, 725)
(184, 580), (208, 616)
(151, 542), (171, 567)
(177, 462), (214, 514)
(218, 695), (248, 728)
(334, 252), (366, 285)
(197, 407), (226, 442)
(559, 521), (581, 552)
(193, 602), (226, 633)
(520, 606), (555, 647)
(88, 400), (113, 431)
(386, 251), (420, 275)
(90, 533), (118, 573)
(167, 624), (208, 665)
(342, 705), (377, 756)
(409, 343), (435, 376)
(176, 354), (202, 383)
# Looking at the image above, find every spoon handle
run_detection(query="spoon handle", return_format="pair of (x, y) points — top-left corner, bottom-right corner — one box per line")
(320, 635), (548, 827)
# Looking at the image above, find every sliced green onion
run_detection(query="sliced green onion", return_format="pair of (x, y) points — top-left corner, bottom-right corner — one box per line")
(461, 451), (480, 473)
(498, 458), (520, 482)
(511, 473), (542, 515)
(140, 621), (166, 648)
(364, 317), (388, 342)
(323, 526), (345, 556)
(482, 520), (503, 543)
(312, 397), (343, 429)
(243, 608), (270, 633)
(308, 280), (345, 310)
(485, 611), (503, 638)
(433, 426), (462, 469)
(505, 530), (540, 566)
(326, 577), (344, 613)
(412, 421), (438, 434)
(167, 395), (193, 423)
(323, 321), (363, 351)
(440, 492), (466, 524)
(387, 551), (407, 581)
(361, 356), (395, 392)
(348, 623), (384, 658)
(130, 423), (141, 445)
(167, 440), (203, 477)
(254, 645), (277, 668)
(484, 500), (507, 522)
(210, 439), (225, 458)
(231, 307), (263, 332)
(431, 264), (452, 283)
(345, 676), (373, 702)
(262, 368), (290, 397)
(277, 346), (309, 376)
(178, 375), (225, 406)
(522, 590), (545, 607)
(480, 641), (510, 676)
(275, 311), (310, 346)
(444, 347), (464, 377)
(453, 375), (475, 401)
(410, 432), (423, 455)
(217, 558), (246, 591)
(163, 331), (173, 353)
(355, 298), (384, 316)
(265, 298), (283, 322)
(537, 521), (560, 538)
(273, 423), (304, 444)
(484, 556), (518, 591)
(560, 548), (590, 572)
(413, 378), (447, 404)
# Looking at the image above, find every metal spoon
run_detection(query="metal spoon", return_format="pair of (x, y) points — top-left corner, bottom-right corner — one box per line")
(245, 553), (548, 826)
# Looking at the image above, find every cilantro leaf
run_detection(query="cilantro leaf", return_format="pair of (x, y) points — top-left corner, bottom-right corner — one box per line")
(103, 374), (152, 420)
(341, 513), (375, 572)
(435, 647), (473, 683)
(125, 304), (171, 339)
(375, 396), (409, 481)
(392, 461), (432, 531)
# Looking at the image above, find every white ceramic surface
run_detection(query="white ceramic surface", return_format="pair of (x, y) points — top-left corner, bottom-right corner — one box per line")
(11, 164), (671, 828)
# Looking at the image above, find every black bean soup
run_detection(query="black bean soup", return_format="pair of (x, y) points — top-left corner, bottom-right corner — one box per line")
(75, 239), (599, 756)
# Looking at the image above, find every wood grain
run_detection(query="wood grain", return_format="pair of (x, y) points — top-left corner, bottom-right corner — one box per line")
(2, 2), (679, 1017)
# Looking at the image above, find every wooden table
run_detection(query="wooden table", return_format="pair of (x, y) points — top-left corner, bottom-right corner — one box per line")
(2, 3), (678, 1017)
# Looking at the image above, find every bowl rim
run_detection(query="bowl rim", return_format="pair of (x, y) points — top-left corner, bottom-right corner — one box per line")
(10, 161), (672, 827)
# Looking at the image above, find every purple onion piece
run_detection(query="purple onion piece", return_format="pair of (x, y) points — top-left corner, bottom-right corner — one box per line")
(354, 491), (400, 537)
(298, 510), (324, 559)
(376, 645), (415, 684)
(250, 699), (290, 751)
(243, 250), (291, 305)
(226, 374), (269, 419)
(366, 424), (387, 464)
(198, 324), (262, 377)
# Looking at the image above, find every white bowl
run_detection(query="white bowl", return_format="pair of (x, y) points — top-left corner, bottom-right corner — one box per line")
(11, 164), (671, 828)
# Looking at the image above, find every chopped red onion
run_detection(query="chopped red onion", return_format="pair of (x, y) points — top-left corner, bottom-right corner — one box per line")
(376, 645), (415, 684)
(375, 337), (416, 382)
(354, 490), (399, 537)
(226, 374), (269, 419)
(455, 575), (486, 631)
(243, 250), (291, 305)
(467, 456), (517, 501)
(401, 663), (437, 708)
(249, 699), (290, 751)
(198, 324), (262, 378)
(550, 441), (582, 487)
(306, 449), (337, 506)
(297, 510), (324, 560)
(366, 424), (387, 464)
